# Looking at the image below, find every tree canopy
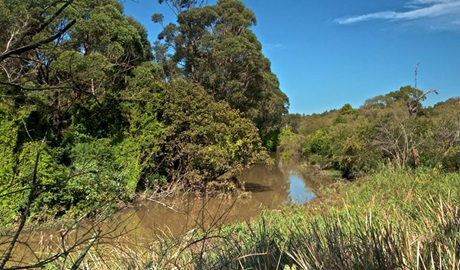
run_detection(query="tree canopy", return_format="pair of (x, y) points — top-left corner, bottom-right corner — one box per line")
(155, 0), (289, 149)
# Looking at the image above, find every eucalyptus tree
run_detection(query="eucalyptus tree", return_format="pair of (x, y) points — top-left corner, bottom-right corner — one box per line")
(154, 0), (289, 149)
(0, 0), (76, 64)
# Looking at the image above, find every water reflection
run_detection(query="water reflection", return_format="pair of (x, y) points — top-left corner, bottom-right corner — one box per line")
(112, 158), (334, 237)
(286, 171), (316, 204)
(278, 159), (322, 204)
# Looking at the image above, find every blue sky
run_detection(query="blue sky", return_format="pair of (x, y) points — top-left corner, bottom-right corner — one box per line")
(122, 0), (460, 115)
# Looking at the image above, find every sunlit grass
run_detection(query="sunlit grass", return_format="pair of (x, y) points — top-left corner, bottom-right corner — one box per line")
(46, 167), (460, 269)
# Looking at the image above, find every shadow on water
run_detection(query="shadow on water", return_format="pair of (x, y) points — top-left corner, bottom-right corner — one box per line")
(244, 182), (272, 193)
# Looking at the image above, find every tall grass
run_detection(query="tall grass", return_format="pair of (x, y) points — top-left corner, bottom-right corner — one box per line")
(45, 167), (460, 269)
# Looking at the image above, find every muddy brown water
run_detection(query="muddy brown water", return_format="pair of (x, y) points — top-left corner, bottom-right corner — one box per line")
(110, 158), (334, 241)
(2, 159), (335, 266)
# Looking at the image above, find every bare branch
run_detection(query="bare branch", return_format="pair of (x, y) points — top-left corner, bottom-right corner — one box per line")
(0, 20), (76, 63)
(407, 89), (438, 119)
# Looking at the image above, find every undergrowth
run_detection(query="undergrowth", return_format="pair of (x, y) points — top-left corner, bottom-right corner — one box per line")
(41, 167), (460, 269)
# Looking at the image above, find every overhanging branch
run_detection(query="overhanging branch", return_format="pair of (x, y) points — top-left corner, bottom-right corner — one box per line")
(0, 19), (76, 63)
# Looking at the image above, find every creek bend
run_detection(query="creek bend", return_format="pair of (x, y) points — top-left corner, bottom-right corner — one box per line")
(112, 158), (334, 239)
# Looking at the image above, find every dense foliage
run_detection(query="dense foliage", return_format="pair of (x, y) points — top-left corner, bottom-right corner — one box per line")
(154, 0), (289, 150)
(0, 0), (285, 224)
(280, 86), (460, 178)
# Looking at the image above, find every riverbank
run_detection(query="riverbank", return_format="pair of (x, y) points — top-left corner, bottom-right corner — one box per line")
(33, 166), (458, 269)
(1, 159), (336, 268)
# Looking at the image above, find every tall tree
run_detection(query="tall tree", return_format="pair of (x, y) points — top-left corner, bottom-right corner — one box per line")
(155, 0), (289, 148)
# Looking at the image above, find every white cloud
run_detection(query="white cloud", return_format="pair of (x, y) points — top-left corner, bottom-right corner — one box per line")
(407, 0), (453, 6)
(336, 0), (460, 25)
(407, 0), (454, 6)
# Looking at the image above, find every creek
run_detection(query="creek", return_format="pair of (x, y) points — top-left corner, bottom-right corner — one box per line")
(111, 158), (334, 240)
(2, 158), (335, 266)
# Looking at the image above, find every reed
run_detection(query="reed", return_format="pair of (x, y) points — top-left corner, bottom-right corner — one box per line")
(42, 168), (460, 269)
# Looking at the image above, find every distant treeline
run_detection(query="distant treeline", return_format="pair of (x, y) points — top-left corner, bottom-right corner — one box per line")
(279, 86), (460, 178)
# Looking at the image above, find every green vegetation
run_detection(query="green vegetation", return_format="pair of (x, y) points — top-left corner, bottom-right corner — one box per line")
(0, 0), (287, 226)
(1, 0), (459, 269)
(153, 0), (289, 150)
(0, 1), (288, 267)
(280, 87), (460, 179)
